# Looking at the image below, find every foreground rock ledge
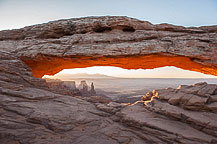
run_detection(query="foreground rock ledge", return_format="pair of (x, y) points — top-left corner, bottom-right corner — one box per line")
(0, 16), (217, 143)
(1, 51), (217, 144)
(0, 16), (216, 77)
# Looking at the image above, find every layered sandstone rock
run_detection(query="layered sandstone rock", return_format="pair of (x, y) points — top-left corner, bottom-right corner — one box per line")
(45, 78), (81, 96)
(78, 80), (97, 96)
(90, 82), (96, 96)
(1, 50), (217, 143)
(142, 82), (217, 111)
(1, 16), (217, 144)
(0, 16), (216, 77)
(0, 51), (139, 144)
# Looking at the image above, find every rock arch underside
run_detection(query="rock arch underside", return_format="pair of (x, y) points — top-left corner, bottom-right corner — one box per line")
(0, 16), (217, 143)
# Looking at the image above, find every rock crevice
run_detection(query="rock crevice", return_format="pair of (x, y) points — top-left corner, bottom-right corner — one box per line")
(0, 16), (216, 77)
(0, 16), (217, 144)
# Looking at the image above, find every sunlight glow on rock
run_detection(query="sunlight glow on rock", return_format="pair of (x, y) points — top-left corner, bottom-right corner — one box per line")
(43, 66), (217, 79)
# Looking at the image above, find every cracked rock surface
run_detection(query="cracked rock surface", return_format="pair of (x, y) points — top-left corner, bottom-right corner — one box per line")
(0, 16), (216, 77)
(1, 51), (217, 143)
(1, 16), (217, 143)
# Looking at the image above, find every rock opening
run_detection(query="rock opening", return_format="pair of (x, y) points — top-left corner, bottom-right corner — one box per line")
(122, 26), (136, 32)
(0, 16), (216, 78)
(93, 26), (112, 33)
(21, 54), (217, 78)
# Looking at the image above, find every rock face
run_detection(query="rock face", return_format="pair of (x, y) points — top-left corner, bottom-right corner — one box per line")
(78, 80), (89, 90)
(90, 82), (96, 96)
(0, 16), (216, 77)
(45, 78), (81, 96)
(142, 82), (217, 112)
(45, 79), (96, 97)
(1, 50), (217, 144)
(1, 16), (217, 143)
(63, 81), (77, 89)
(78, 80), (97, 96)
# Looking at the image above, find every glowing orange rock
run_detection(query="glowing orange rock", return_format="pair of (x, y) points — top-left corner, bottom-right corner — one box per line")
(21, 53), (217, 78)
(0, 16), (216, 77)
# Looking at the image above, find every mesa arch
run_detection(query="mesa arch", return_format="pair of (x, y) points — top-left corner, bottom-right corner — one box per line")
(21, 54), (217, 78)
(0, 16), (216, 77)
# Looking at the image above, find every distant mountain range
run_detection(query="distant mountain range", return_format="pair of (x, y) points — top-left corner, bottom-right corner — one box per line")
(57, 73), (118, 79)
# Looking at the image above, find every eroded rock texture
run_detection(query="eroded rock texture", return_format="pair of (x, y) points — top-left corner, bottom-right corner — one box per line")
(1, 51), (217, 143)
(0, 16), (216, 77)
(1, 16), (217, 144)
(0, 51), (141, 144)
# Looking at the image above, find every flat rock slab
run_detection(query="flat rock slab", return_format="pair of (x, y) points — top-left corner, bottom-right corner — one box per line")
(0, 16), (217, 143)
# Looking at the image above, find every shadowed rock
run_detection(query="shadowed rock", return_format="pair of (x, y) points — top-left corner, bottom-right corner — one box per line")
(0, 16), (216, 77)
(1, 16), (217, 144)
(1, 50), (217, 143)
(90, 82), (96, 96)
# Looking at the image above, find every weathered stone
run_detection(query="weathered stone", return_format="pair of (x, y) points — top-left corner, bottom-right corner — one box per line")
(1, 55), (217, 143)
(78, 80), (89, 96)
(150, 83), (217, 111)
(205, 102), (217, 112)
(0, 16), (216, 78)
(1, 16), (217, 144)
(167, 92), (185, 105)
(96, 102), (127, 114)
(117, 104), (217, 143)
(86, 96), (111, 104)
(141, 92), (153, 101)
(197, 84), (217, 96)
(90, 82), (96, 96)
(210, 95), (217, 102)
(179, 82), (208, 95)
(45, 78), (81, 96)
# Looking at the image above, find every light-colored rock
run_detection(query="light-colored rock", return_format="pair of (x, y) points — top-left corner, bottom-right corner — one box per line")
(1, 52), (217, 143)
(0, 51), (146, 143)
(0, 16), (216, 77)
(117, 104), (217, 143)
(148, 83), (217, 111)
(1, 16), (217, 144)
(85, 95), (111, 104)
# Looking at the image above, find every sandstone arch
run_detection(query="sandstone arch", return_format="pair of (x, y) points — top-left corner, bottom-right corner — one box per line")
(0, 16), (216, 77)
(22, 54), (217, 78)
(1, 17), (217, 143)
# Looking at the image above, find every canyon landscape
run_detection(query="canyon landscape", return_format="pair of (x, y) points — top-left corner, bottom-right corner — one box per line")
(0, 16), (217, 144)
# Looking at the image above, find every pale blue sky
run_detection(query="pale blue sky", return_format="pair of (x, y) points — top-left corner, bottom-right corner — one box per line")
(0, 0), (217, 30)
(1, 0), (217, 78)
